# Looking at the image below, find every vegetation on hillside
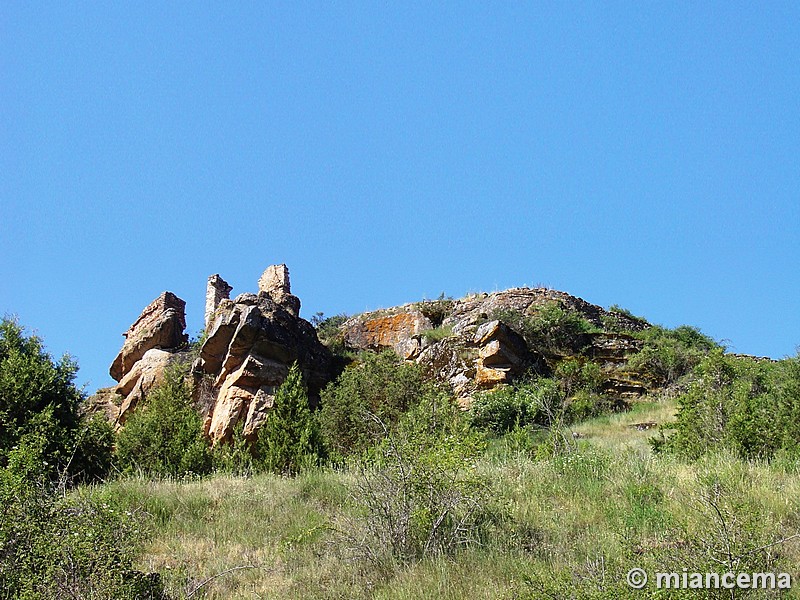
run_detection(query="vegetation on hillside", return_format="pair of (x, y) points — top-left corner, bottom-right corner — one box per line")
(490, 301), (598, 356)
(2, 312), (800, 599)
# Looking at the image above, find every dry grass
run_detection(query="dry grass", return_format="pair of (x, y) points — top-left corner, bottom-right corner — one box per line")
(81, 400), (800, 599)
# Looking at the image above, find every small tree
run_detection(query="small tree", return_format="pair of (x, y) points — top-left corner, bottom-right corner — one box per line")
(0, 318), (81, 474)
(340, 392), (496, 574)
(115, 362), (212, 477)
(319, 350), (431, 457)
(0, 317), (112, 483)
(628, 325), (719, 386)
(255, 362), (323, 475)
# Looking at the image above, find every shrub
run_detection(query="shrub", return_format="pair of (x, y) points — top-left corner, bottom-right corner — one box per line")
(469, 378), (563, 435)
(115, 363), (212, 477)
(421, 324), (454, 343)
(0, 443), (165, 598)
(339, 393), (497, 574)
(554, 357), (603, 397)
(319, 350), (433, 457)
(254, 363), (325, 475)
(0, 317), (115, 484)
(211, 422), (255, 476)
(628, 324), (719, 386)
(69, 413), (116, 483)
(491, 301), (596, 356)
(655, 351), (800, 461)
(0, 318), (81, 474)
(416, 294), (455, 326)
(311, 312), (348, 343)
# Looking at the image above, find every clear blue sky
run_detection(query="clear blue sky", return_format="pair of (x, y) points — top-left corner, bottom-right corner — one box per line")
(2, 3), (798, 393)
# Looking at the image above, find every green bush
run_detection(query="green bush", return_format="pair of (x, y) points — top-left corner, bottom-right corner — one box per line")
(564, 389), (609, 422)
(554, 357), (603, 396)
(319, 350), (433, 457)
(0, 318), (115, 484)
(0, 443), (165, 598)
(655, 350), (800, 461)
(416, 294), (455, 326)
(469, 379), (563, 435)
(69, 413), (116, 483)
(628, 324), (719, 386)
(0, 318), (81, 474)
(115, 363), (212, 477)
(211, 421), (255, 476)
(340, 392), (497, 573)
(421, 324), (454, 343)
(491, 301), (596, 356)
(254, 363), (325, 475)
(311, 312), (350, 359)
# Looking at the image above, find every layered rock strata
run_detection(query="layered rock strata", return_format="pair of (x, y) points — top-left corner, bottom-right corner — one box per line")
(195, 265), (331, 444)
(103, 291), (190, 424)
(341, 288), (650, 404)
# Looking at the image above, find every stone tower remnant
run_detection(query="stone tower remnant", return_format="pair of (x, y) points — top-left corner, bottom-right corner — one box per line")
(205, 274), (232, 328)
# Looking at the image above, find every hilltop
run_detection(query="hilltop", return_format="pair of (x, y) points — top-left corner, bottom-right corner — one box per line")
(87, 264), (715, 443)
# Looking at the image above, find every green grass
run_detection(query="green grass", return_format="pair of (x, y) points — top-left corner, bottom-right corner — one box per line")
(421, 324), (454, 343)
(78, 398), (800, 598)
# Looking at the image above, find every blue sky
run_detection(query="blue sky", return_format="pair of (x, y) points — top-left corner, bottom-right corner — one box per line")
(2, 3), (798, 393)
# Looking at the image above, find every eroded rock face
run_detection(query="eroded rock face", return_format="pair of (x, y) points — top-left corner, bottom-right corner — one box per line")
(473, 320), (543, 388)
(258, 264), (301, 317)
(110, 292), (188, 382)
(343, 310), (433, 360)
(197, 266), (332, 444)
(115, 348), (186, 424)
(205, 274), (232, 328)
(102, 292), (190, 424)
(339, 288), (651, 405)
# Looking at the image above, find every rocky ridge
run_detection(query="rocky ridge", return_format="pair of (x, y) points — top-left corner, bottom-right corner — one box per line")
(340, 288), (651, 403)
(89, 266), (654, 440)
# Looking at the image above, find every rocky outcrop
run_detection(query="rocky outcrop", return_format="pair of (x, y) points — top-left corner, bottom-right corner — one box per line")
(586, 333), (649, 399)
(115, 348), (185, 423)
(93, 266), (331, 441)
(195, 265), (332, 444)
(93, 271), (657, 433)
(103, 291), (190, 425)
(205, 274), (232, 328)
(110, 292), (188, 382)
(473, 320), (544, 388)
(340, 288), (652, 405)
(343, 309), (433, 360)
(258, 264), (300, 318)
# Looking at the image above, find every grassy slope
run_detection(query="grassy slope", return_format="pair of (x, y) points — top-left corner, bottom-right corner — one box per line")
(82, 398), (800, 598)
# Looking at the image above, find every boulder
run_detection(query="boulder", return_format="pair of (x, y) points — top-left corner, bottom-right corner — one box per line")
(110, 292), (188, 382)
(473, 320), (542, 388)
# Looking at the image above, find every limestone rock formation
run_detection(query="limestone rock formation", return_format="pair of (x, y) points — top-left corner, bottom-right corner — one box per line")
(196, 265), (331, 444)
(92, 267), (656, 435)
(473, 320), (542, 388)
(91, 265), (332, 442)
(343, 309), (433, 360)
(258, 264), (300, 317)
(115, 348), (183, 423)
